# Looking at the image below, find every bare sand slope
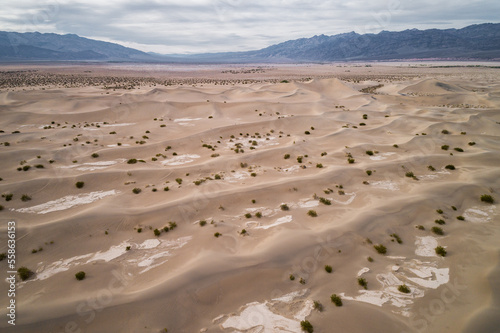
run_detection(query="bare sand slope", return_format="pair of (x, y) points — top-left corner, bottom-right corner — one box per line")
(0, 66), (499, 333)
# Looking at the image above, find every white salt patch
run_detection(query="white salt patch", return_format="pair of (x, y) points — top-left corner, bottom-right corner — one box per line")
(161, 154), (200, 166)
(138, 239), (161, 249)
(13, 190), (118, 214)
(59, 159), (125, 171)
(107, 144), (130, 147)
(357, 267), (370, 276)
(224, 171), (249, 183)
(35, 254), (93, 280)
(370, 152), (396, 161)
(298, 199), (320, 208)
(281, 165), (301, 174)
(407, 267), (449, 289)
(221, 289), (313, 333)
(87, 240), (130, 263)
(371, 181), (399, 191)
(174, 118), (203, 122)
(415, 236), (438, 257)
(333, 192), (356, 205)
(272, 289), (307, 302)
(464, 206), (495, 223)
(255, 215), (293, 230)
(100, 123), (135, 127)
(387, 256), (407, 260)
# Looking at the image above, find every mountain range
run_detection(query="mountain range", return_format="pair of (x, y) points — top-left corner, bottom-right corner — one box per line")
(1, 23), (499, 63)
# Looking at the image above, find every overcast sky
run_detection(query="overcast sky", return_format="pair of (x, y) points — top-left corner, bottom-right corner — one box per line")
(1, 0), (499, 54)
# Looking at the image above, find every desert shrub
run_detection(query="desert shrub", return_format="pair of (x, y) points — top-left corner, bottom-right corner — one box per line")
(251, 173), (257, 177)
(304, 131), (310, 135)
(299, 277), (306, 284)
(75, 271), (86, 280)
(175, 178), (182, 184)
(367, 256), (374, 262)
(199, 220), (207, 226)
(431, 226), (444, 235)
(251, 199), (256, 204)
(126, 246), (131, 251)
(428, 165), (436, 171)
(359, 123), (366, 126)
(244, 213), (252, 218)
(405, 171), (415, 178)
(416, 225), (425, 230)
(18, 267), (33, 281)
(255, 212), (262, 218)
(0, 205), (4, 211)
(366, 170), (372, 176)
(289, 274), (295, 281)
(280, 204), (289, 211)
(331, 294), (342, 306)
(137, 228), (142, 233)
(451, 206), (457, 211)
(316, 163), (323, 168)
(300, 320), (314, 333)
(436, 209), (443, 214)
(297, 156), (303, 163)
(3, 193), (13, 201)
(435, 246), (447, 257)
(454, 147), (464, 152)
(468, 142), (476, 146)
(435, 219), (446, 225)
(21, 194), (31, 202)
(321, 152), (327, 156)
(456, 215), (465, 221)
(445, 165), (455, 170)
(164, 186), (169, 191)
(441, 145), (449, 150)
(363, 114), (368, 119)
(313, 300), (323, 312)
(366, 150), (374, 156)
(127, 158), (137, 164)
(374, 244), (387, 254)
(214, 174), (221, 180)
(23, 165), (31, 171)
(75, 181), (85, 189)
(307, 210), (317, 217)
(0, 253), (6, 260)
(348, 158), (355, 164)
(91, 153), (99, 158)
(132, 188), (141, 194)
(240, 229), (247, 235)
(319, 197), (331, 205)
(214, 232), (221, 238)
(358, 277), (368, 289)
(442, 129), (450, 134)
(284, 154), (290, 159)
(168, 222), (177, 230)
(398, 284), (411, 293)
(393, 144), (399, 148)
(325, 265), (333, 273)
(480, 194), (494, 204)
(390, 233), (402, 244)
(154, 229), (161, 236)
(35, 164), (44, 169)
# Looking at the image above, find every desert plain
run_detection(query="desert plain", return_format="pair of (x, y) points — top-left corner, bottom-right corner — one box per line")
(0, 62), (499, 333)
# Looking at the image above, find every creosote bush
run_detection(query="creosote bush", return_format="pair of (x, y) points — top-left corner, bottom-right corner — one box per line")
(214, 232), (221, 238)
(435, 219), (446, 225)
(75, 271), (86, 280)
(480, 194), (494, 204)
(18, 267), (33, 281)
(154, 228), (161, 236)
(432, 226), (444, 235)
(325, 265), (332, 273)
(175, 178), (182, 184)
(127, 158), (137, 164)
(374, 244), (387, 254)
(398, 284), (411, 293)
(76, 181), (85, 189)
(280, 204), (289, 211)
(307, 210), (317, 217)
(289, 274), (295, 281)
(331, 294), (342, 306)
(91, 153), (99, 158)
(435, 246), (447, 257)
(456, 215), (465, 221)
(244, 213), (252, 218)
(300, 320), (314, 333)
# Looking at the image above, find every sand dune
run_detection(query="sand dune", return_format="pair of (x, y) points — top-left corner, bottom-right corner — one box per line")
(0, 63), (499, 333)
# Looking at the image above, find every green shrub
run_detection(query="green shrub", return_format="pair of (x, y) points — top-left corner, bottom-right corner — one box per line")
(358, 277), (368, 289)
(175, 178), (182, 184)
(363, 114), (368, 119)
(0, 253), (6, 260)
(468, 141), (476, 146)
(255, 212), (262, 218)
(313, 300), (323, 312)
(284, 154), (290, 159)
(454, 147), (464, 152)
(137, 228), (142, 233)
(132, 188), (141, 194)
(297, 156), (303, 163)
(367, 256), (374, 262)
(441, 129), (450, 134)
(398, 284), (411, 293)
(316, 163), (323, 168)
(441, 145), (449, 150)
(374, 244), (387, 254)
(325, 265), (332, 273)
(18, 267), (33, 281)
(436, 209), (443, 214)
(76, 181), (85, 189)
(127, 158), (137, 164)
(280, 204), (289, 211)
(0, 205), (4, 211)
(251, 172), (257, 177)
(304, 131), (310, 135)
(168, 222), (177, 230)
(435, 246), (447, 257)
(366, 170), (372, 176)
(307, 210), (317, 217)
(199, 220), (207, 226)
(244, 213), (252, 218)
(21, 194), (32, 202)
(452, 206), (457, 211)
(405, 171), (414, 178)
(348, 158), (355, 164)
(456, 216), (465, 221)
(299, 277), (306, 284)
(75, 271), (86, 280)
(428, 165), (436, 171)
(300, 320), (314, 333)
(240, 229), (247, 235)
(366, 150), (374, 156)
(331, 294), (342, 306)
(35, 164), (44, 169)
(164, 186), (169, 191)
(480, 194), (494, 204)
(91, 153), (99, 158)
(3, 193), (13, 201)
(435, 219), (446, 225)
(251, 199), (256, 204)
(431, 226), (444, 235)
(214, 232), (222, 238)
(214, 174), (221, 180)
(154, 228), (161, 236)
(393, 144), (399, 148)
(319, 197), (331, 205)
(23, 165), (31, 171)
(289, 274), (295, 281)
(390, 233), (402, 244)
(416, 225), (425, 230)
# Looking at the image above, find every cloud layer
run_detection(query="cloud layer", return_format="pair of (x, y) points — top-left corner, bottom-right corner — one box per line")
(1, 0), (498, 54)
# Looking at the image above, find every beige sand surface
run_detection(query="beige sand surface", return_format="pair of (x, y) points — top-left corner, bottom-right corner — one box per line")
(0, 63), (499, 333)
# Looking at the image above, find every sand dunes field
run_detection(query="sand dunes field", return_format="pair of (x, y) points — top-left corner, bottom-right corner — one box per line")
(0, 64), (499, 333)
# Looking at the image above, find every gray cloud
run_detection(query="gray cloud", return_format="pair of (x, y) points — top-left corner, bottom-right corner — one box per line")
(0, 0), (498, 54)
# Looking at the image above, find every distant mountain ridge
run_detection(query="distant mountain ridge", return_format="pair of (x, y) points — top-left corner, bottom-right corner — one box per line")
(1, 23), (499, 62)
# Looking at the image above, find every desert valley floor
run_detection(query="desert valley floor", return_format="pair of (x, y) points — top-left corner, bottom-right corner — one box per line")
(0, 63), (499, 333)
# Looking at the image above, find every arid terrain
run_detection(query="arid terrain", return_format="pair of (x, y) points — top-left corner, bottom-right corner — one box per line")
(0, 63), (499, 333)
